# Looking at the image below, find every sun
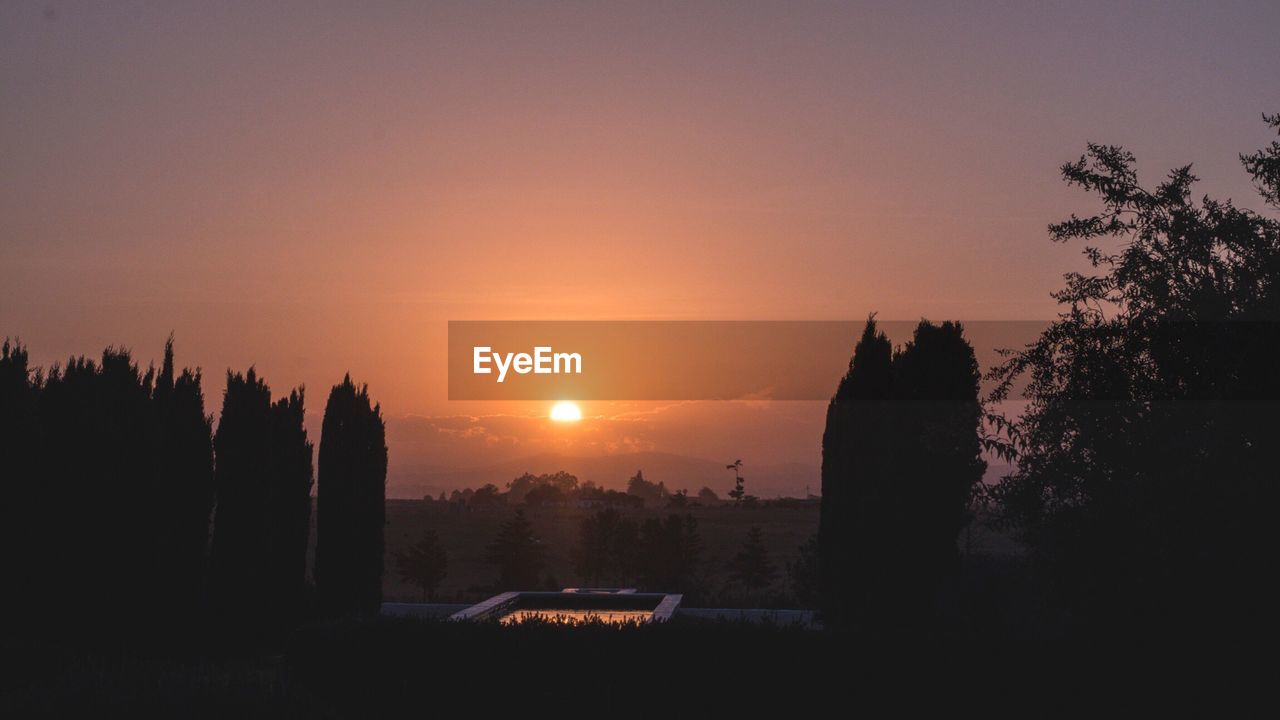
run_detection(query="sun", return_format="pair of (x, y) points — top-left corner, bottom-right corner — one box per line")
(549, 401), (582, 422)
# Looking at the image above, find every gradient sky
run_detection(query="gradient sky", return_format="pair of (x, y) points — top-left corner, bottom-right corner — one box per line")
(3, 2), (1278, 493)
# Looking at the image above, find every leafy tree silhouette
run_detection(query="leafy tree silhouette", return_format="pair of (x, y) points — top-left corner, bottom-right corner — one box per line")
(507, 471), (578, 504)
(728, 527), (777, 593)
(1241, 113), (1280, 206)
(524, 482), (566, 507)
(485, 509), (546, 589)
(696, 486), (720, 505)
(819, 317), (984, 631)
(988, 114), (1280, 634)
(469, 483), (506, 510)
(666, 489), (689, 509)
(316, 375), (387, 617)
(625, 469), (667, 507)
(210, 368), (312, 631)
(394, 529), (448, 601)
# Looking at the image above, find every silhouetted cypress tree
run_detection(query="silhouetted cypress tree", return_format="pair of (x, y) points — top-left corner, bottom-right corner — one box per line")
(150, 338), (216, 622)
(886, 321), (985, 623)
(47, 350), (156, 628)
(819, 318), (984, 632)
(819, 317), (892, 630)
(210, 368), (313, 630)
(315, 375), (387, 616)
(267, 388), (314, 615)
(0, 340), (39, 624)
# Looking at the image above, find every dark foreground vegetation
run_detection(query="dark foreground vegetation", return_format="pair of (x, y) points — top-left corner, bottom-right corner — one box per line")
(2, 614), (1266, 717)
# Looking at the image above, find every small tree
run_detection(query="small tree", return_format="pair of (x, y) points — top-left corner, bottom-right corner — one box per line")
(625, 470), (667, 507)
(571, 507), (639, 586)
(728, 527), (777, 592)
(470, 483), (506, 510)
(696, 486), (720, 505)
(524, 483), (566, 507)
(725, 459), (745, 504)
(788, 536), (821, 608)
(395, 530), (449, 601)
(636, 513), (701, 591)
(486, 509), (546, 589)
(666, 489), (689, 509)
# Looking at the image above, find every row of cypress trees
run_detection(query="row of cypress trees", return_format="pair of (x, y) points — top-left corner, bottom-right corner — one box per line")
(0, 338), (386, 639)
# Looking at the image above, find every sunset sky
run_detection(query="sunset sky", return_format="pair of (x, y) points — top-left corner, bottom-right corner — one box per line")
(3, 2), (1278, 495)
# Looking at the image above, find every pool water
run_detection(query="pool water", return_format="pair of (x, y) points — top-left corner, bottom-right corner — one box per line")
(498, 609), (653, 625)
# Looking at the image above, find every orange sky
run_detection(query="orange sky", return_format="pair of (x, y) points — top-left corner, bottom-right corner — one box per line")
(3, 2), (1278, 494)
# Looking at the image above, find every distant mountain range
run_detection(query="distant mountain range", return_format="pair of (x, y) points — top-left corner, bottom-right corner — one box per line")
(387, 451), (819, 500)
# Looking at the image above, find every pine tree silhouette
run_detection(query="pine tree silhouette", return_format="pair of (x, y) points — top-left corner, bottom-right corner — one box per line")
(394, 529), (448, 602)
(485, 509), (546, 589)
(728, 527), (777, 592)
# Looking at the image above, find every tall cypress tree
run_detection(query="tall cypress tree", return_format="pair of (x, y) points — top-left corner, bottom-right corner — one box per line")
(316, 375), (387, 616)
(150, 338), (216, 622)
(819, 317), (892, 630)
(0, 340), (39, 624)
(819, 318), (984, 632)
(887, 321), (985, 622)
(267, 388), (314, 616)
(210, 368), (312, 629)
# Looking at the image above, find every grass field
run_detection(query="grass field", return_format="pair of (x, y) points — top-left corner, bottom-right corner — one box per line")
(382, 500), (821, 604)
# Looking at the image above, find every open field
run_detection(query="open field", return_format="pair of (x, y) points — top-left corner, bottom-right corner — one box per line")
(382, 500), (821, 604)
(380, 499), (1025, 605)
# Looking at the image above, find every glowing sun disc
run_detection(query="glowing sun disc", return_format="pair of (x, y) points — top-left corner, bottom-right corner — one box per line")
(550, 401), (582, 422)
